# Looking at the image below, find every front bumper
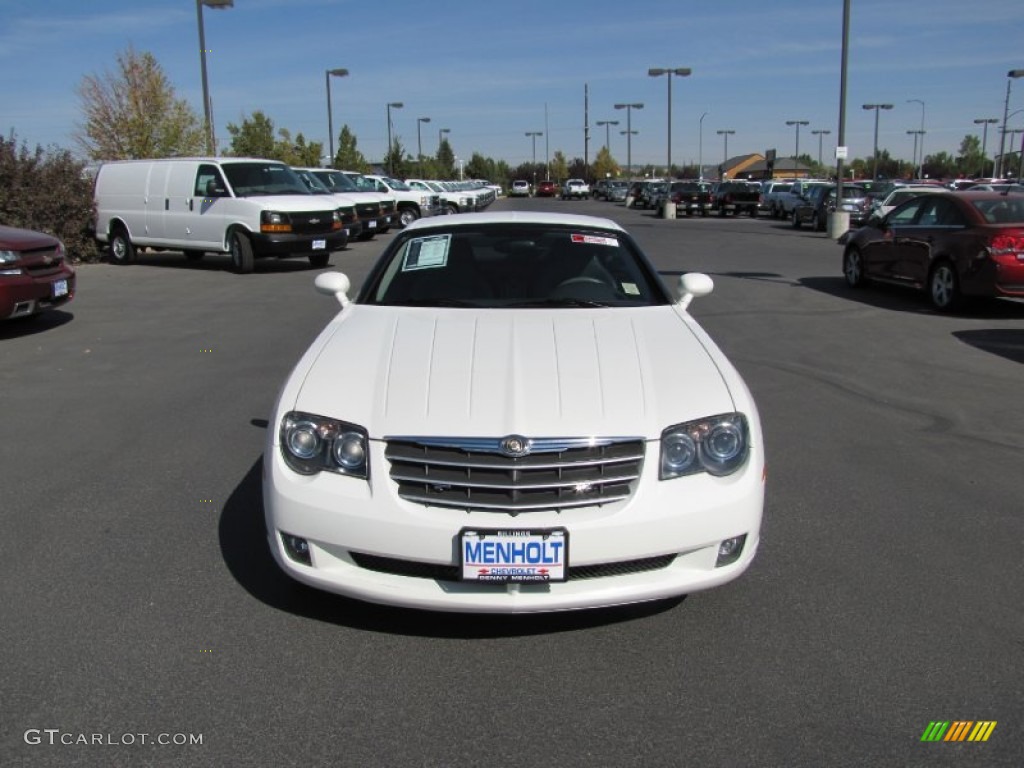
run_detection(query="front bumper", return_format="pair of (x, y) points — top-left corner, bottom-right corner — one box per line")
(249, 230), (348, 256)
(263, 438), (764, 613)
(1, 264), (75, 319)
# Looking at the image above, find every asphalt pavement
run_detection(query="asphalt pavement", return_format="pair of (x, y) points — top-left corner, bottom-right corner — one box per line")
(2, 198), (1022, 767)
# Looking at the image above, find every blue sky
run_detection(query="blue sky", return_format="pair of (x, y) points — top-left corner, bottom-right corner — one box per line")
(3, 0), (1024, 170)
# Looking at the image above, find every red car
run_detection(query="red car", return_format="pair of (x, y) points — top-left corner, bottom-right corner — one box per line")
(842, 191), (1024, 310)
(535, 180), (559, 197)
(0, 224), (76, 320)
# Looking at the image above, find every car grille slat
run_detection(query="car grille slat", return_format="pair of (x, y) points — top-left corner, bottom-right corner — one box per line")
(386, 437), (644, 513)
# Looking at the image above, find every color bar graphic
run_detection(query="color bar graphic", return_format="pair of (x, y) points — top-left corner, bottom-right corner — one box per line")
(920, 720), (996, 742)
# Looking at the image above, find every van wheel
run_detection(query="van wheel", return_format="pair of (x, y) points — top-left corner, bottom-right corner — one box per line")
(399, 207), (419, 227)
(183, 250), (204, 261)
(109, 228), (136, 264)
(229, 231), (254, 274)
(308, 252), (330, 269)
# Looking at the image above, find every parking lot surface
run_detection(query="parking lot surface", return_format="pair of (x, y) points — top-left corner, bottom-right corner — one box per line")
(3, 197), (1022, 767)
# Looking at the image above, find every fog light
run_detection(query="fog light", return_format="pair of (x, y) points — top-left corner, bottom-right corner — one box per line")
(281, 533), (312, 565)
(715, 534), (747, 567)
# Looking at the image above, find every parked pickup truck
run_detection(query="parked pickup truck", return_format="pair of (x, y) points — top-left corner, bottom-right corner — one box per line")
(711, 181), (761, 217)
(657, 181), (714, 216)
(562, 179), (590, 199)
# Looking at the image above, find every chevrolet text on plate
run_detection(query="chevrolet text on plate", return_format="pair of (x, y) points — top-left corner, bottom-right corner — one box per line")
(263, 211), (765, 613)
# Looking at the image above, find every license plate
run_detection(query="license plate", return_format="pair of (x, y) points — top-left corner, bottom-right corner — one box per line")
(460, 528), (568, 583)
(343, 228), (350, 237)
(312, 239), (326, 250)
(368, 220), (377, 229)
(842, 204), (857, 212)
(51, 279), (68, 298)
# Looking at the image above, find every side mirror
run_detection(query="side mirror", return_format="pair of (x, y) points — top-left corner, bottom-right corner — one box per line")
(314, 271), (351, 308)
(677, 272), (714, 310)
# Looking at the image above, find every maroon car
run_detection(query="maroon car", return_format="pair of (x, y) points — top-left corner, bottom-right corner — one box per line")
(842, 191), (1024, 310)
(535, 180), (559, 198)
(0, 224), (76, 320)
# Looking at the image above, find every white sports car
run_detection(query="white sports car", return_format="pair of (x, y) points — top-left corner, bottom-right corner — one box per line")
(264, 212), (765, 613)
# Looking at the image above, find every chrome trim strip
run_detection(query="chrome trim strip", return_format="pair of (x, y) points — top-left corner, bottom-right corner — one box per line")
(385, 436), (646, 454)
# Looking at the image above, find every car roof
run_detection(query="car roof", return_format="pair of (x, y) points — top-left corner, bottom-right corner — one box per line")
(402, 211), (626, 233)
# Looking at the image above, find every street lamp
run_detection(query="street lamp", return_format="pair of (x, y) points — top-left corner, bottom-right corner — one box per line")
(525, 131), (542, 165)
(386, 102), (403, 175)
(997, 70), (1024, 178)
(648, 68), (692, 177)
(907, 99), (925, 177)
(596, 120), (619, 150)
(196, 0), (234, 156)
(699, 112), (708, 180)
(785, 120), (809, 175)
(325, 68), (349, 165)
(438, 127), (450, 151)
(614, 102), (643, 176)
(906, 130), (925, 177)
(416, 116), (431, 175)
(974, 118), (999, 176)
(716, 130), (735, 176)
(811, 129), (831, 168)
(862, 104), (893, 180)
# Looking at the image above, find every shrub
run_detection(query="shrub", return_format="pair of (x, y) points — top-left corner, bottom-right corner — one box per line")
(0, 135), (100, 263)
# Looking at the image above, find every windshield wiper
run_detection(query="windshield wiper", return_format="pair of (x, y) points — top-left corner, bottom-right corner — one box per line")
(506, 298), (611, 308)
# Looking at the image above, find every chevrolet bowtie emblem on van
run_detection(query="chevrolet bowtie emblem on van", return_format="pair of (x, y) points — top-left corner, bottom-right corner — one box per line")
(500, 436), (531, 458)
(42, 253), (53, 265)
(309, 217), (321, 224)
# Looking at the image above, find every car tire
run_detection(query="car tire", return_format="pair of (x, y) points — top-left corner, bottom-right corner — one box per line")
(843, 247), (866, 288)
(399, 207), (419, 227)
(928, 260), (961, 311)
(183, 250), (204, 261)
(229, 230), (254, 274)
(791, 211), (802, 229)
(447, 203), (459, 215)
(308, 252), (330, 269)
(109, 227), (136, 265)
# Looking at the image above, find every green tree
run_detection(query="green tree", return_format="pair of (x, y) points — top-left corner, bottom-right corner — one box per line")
(436, 138), (455, 179)
(274, 129), (323, 166)
(923, 151), (957, 179)
(334, 124), (369, 172)
(549, 151), (568, 182)
(1, 135), (99, 261)
(956, 134), (984, 177)
(74, 46), (204, 160)
(383, 137), (413, 178)
(226, 110), (276, 158)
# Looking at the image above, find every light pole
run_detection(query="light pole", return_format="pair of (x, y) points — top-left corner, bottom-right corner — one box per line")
(906, 130), (925, 177)
(907, 99), (925, 177)
(699, 111), (708, 180)
(862, 104), (893, 180)
(785, 120), (809, 176)
(716, 130), (735, 177)
(997, 70), (1024, 178)
(386, 102), (403, 175)
(614, 102), (643, 177)
(196, 0), (234, 156)
(325, 68), (349, 165)
(974, 118), (999, 176)
(596, 120), (618, 150)
(811, 128), (831, 169)
(525, 131), (542, 187)
(416, 116), (431, 176)
(648, 68), (692, 177)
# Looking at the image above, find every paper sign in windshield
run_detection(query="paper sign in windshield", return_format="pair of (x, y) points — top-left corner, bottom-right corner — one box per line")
(402, 234), (451, 271)
(571, 233), (619, 247)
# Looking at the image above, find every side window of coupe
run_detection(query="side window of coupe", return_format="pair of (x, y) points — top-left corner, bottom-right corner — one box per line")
(887, 198), (926, 226)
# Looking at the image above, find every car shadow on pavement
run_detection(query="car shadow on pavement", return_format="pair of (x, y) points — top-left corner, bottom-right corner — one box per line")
(104, 250), (347, 273)
(952, 329), (1024, 364)
(0, 308), (74, 338)
(219, 457), (683, 638)
(799, 276), (1024, 319)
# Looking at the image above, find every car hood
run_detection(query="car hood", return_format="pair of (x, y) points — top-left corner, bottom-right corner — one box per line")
(288, 306), (735, 439)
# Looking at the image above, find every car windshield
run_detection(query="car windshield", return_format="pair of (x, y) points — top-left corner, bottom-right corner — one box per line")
(312, 170), (359, 193)
(293, 169), (332, 194)
(344, 173), (377, 192)
(382, 177), (412, 191)
(222, 162), (309, 196)
(971, 196), (1024, 224)
(361, 224), (670, 308)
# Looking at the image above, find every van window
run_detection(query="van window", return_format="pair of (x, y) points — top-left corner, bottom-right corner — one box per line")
(195, 165), (228, 197)
(221, 162), (309, 197)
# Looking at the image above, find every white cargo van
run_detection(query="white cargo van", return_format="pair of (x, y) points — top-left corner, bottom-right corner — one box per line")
(93, 158), (349, 273)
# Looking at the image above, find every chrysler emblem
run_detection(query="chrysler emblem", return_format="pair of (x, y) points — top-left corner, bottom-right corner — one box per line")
(500, 435), (531, 458)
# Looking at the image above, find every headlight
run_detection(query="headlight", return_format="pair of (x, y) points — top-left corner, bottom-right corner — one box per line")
(280, 411), (369, 479)
(261, 211), (292, 233)
(660, 413), (749, 479)
(0, 249), (19, 264)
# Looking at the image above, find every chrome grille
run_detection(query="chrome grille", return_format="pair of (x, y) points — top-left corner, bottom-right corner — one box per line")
(385, 437), (645, 513)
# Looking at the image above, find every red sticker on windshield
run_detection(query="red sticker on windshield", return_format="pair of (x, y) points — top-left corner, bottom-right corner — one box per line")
(570, 234), (618, 247)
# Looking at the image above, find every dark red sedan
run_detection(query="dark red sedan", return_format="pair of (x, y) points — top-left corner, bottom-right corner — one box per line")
(841, 191), (1024, 310)
(535, 180), (559, 198)
(0, 224), (76, 320)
